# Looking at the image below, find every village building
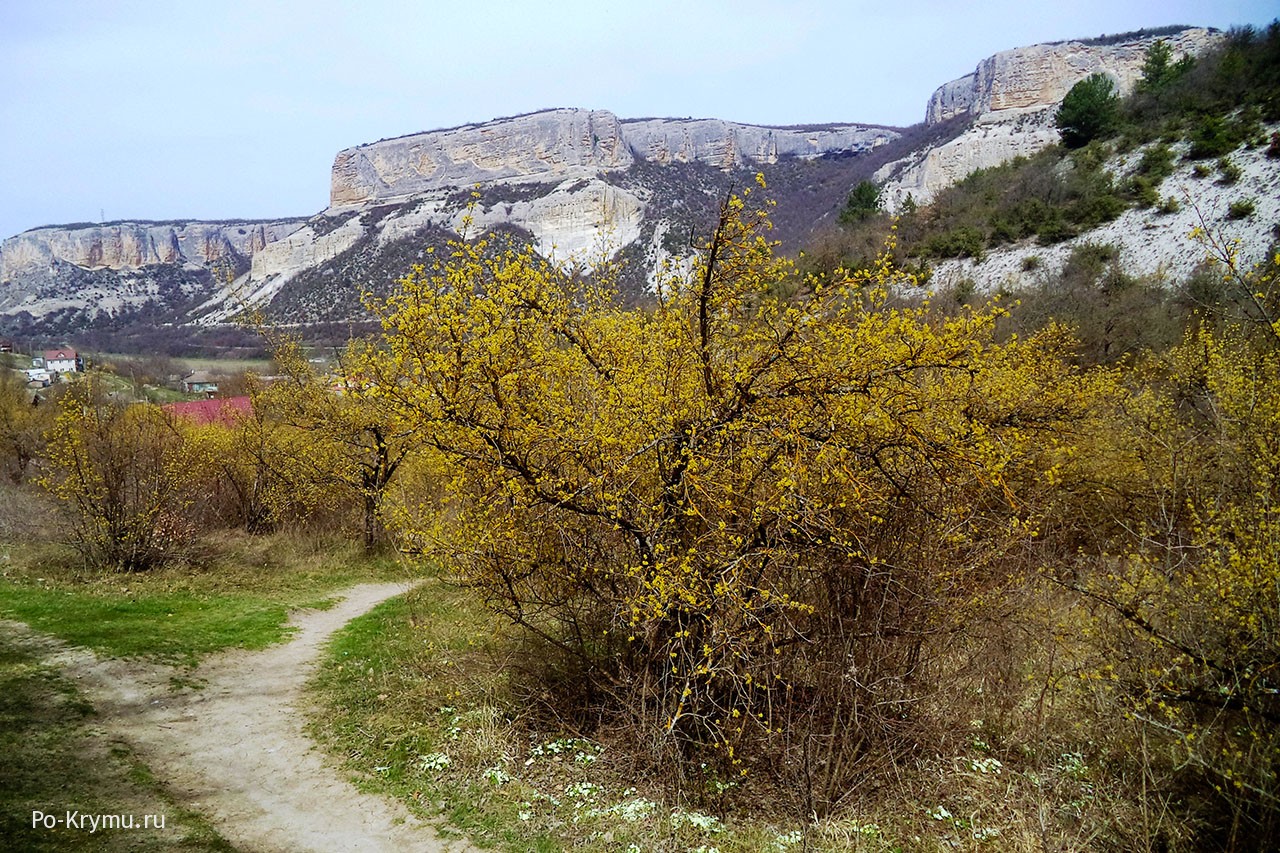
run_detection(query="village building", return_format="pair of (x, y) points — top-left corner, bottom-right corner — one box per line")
(181, 370), (221, 397)
(163, 396), (252, 426)
(42, 348), (82, 374)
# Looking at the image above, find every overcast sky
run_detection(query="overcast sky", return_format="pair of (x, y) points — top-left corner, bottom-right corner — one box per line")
(1, 0), (1275, 240)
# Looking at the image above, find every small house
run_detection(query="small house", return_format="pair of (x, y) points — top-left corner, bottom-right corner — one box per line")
(181, 370), (220, 397)
(43, 348), (81, 374)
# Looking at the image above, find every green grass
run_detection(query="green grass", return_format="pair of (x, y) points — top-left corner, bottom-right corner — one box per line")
(307, 580), (543, 848)
(0, 628), (239, 851)
(310, 577), (1107, 851)
(0, 529), (410, 850)
(95, 353), (273, 375)
(172, 357), (273, 373)
(0, 532), (411, 664)
(0, 585), (290, 663)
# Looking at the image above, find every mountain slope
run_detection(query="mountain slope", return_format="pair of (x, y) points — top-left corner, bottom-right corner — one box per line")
(0, 24), (1258, 340)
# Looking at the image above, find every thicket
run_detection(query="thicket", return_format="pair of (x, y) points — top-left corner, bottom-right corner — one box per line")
(18, 358), (413, 570)
(354, 186), (1109, 814)
(40, 379), (201, 571)
(262, 188), (1275, 847)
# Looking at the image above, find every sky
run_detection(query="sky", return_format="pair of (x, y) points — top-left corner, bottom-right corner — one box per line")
(1, 0), (1276, 240)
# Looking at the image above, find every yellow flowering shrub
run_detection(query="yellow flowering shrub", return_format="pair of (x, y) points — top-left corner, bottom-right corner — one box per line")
(252, 336), (420, 549)
(1078, 319), (1280, 840)
(41, 378), (205, 571)
(364, 186), (1108, 799)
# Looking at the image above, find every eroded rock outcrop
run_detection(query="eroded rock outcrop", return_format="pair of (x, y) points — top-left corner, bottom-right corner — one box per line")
(196, 109), (897, 322)
(329, 109), (634, 207)
(926, 28), (1220, 124)
(329, 108), (896, 209)
(879, 27), (1224, 209)
(0, 221), (299, 281)
(0, 220), (306, 322)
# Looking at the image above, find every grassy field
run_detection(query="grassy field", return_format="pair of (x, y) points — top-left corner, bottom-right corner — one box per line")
(95, 354), (274, 375)
(0, 533), (411, 664)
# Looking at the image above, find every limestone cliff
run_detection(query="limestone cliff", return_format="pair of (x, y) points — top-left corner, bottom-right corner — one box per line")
(926, 28), (1220, 124)
(329, 108), (895, 208)
(1, 102), (897, 330)
(0, 24), (1246, 334)
(0, 219), (304, 322)
(879, 27), (1224, 209)
(197, 110), (896, 322)
(329, 109), (634, 207)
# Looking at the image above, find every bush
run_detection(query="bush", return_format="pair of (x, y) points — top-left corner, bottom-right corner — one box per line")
(40, 378), (203, 571)
(1034, 215), (1077, 244)
(1188, 115), (1244, 158)
(1218, 156), (1243, 184)
(1129, 174), (1160, 207)
(366, 190), (1106, 808)
(924, 225), (986, 260)
(0, 371), (54, 483)
(1077, 320), (1280, 847)
(1227, 197), (1256, 219)
(1134, 141), (1176, 182)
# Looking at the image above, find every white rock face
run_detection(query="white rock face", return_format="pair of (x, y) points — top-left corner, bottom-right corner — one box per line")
(330, 108), (896, 209)
(369, 178), (646, 265)
(330, 109), (633, 207)
(194, 108), (900, 317)
(0, 220), (307, 320)
(0, 221), (300, 281)
(878, 108), (1061, 211)
(461, 179), (645, 263)
(926, 137), (1280, 294)
(881, 28), (1225, 209)
(220, 216), (369, 314)
(618, 117), (894, 168)
(926, 28), (1221, 124)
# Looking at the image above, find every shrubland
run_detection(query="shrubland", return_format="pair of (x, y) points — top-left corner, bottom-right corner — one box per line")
(311, 187), (1275, 849)
(2, 35), (1278, 844)
(0, 190), (1272, 853)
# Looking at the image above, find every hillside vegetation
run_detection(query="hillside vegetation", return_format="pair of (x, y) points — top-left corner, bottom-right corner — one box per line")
(820, 23), (1279, 281)
(6, 165), (1279, 849)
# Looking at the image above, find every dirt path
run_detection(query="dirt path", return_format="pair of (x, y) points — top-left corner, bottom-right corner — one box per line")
(34, 582), (474, 853)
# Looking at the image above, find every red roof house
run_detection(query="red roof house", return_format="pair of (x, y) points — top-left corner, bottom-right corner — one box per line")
(42, 348), (80, 373)
(163, 396), (253, 426)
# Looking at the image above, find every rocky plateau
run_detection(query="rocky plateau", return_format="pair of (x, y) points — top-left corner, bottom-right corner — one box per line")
(0, 24), (1262, 335)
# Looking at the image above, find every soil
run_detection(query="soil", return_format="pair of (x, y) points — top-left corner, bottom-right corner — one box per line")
(20, 582), (473, 853)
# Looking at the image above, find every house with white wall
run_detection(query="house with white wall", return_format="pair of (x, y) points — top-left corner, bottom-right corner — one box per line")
(42, 348), (81, 374)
